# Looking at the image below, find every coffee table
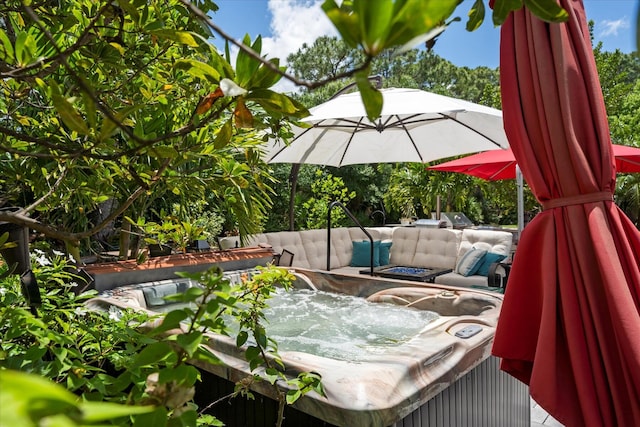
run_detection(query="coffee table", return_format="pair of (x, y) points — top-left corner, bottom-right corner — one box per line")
(361, 265), (453, 283)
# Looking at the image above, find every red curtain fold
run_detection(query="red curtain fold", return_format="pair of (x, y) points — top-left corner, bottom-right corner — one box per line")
(491, 1), (640, 426)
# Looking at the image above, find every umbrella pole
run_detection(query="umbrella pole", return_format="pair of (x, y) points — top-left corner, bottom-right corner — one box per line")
(288, 163), (301, 231)
(516, 165), (524, 239)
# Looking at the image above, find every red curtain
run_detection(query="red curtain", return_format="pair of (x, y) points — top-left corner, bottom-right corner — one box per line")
(492, 1), (640, 426)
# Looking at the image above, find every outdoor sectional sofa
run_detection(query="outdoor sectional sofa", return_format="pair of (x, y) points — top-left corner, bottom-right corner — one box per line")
(246, 226), (513, 288)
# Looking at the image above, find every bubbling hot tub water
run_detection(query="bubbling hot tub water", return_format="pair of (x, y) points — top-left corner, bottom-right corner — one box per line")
(262, 288), (440, 361)
(87, 268), (523, 427)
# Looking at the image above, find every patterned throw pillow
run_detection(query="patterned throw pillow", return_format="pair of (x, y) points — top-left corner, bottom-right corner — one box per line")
(454, 247), (488, 276)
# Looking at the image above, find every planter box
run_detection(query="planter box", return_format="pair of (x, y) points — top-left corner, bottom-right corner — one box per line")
(80, 247), (275, 292)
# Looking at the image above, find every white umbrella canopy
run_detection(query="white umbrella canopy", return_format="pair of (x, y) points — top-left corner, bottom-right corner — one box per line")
(265, 88), (510, 167)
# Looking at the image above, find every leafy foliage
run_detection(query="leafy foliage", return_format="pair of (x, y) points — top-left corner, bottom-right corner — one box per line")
(0, 0), (306, 259)
(301, 170), (356, 229)
(0, 251), (321, 426)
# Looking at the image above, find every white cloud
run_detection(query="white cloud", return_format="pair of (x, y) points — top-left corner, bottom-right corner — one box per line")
(220, 1), (335, 93)
(262, 0), (338, 93)
(597, 18), (630, 38)
(264, 0), (337, 61)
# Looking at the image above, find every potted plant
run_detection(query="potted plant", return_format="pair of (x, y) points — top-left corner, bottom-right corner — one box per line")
(400, 202), (417, 225)
(385, 187), (417, 225)
(127, 216), (175, 258)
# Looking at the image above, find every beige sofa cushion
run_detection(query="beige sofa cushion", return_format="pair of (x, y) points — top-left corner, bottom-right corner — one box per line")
(390, 227), (461, 270)
(411, 228), (462, 269)
(247, 231), (312, 269)
(299, 229), (352, 270)
(365, 226), (396, 241)
(434, 229), (513, 288)
(457, 229), (512, 259)
(389, 227), (419, 266)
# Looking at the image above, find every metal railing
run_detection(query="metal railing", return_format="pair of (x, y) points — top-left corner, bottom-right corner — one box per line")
(327, 201), (375, 276)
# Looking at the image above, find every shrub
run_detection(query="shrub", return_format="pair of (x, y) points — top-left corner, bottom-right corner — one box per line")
(0, 252), (322, 426)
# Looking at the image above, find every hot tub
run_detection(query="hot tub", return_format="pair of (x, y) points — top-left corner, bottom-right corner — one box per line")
(88, 268), (529, 427)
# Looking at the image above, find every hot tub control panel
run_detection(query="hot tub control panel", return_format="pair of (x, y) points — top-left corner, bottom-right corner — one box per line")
(454, 325), (483, 339)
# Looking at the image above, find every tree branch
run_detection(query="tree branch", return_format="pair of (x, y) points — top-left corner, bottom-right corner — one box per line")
(178, 0), (373, 90)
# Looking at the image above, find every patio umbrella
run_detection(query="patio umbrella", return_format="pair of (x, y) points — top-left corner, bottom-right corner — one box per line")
(429, 145), (640, 179)
(490, 1), (640, 427)
(265, 87), (510, 229)
(265, 87), (509, 167)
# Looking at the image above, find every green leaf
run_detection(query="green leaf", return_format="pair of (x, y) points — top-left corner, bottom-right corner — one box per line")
(116, 0), (140, 24)
(356, 0), (393, 54)
(248, 89), (310, 118)
(245, 345), (260, 362)
(193, 346), (222, 365)
(151, 310), (188, 335)
(14, 31), (27, 65)
(492, 0), (522, 26)
(81, 91), (97, 128)
(254, 326), (267, 348)
(173, 59), (221, 83)
(158, 364), (199, 386)
(81, 401), (155, 422)
(0, 370), (79, 427)
(214, 119), (233, 149)
(523, 0), (568, 23)
(355, 71), (382, 122)
(236, 330), (249, 347)
(286, 389), (302, 405)
(236, 35), (263, 87)
(151, 29), (199, 47)
(50, 82), (89, 135)
(131, 342), (174, 368)
(249, 58), (283, 89)
(386, 0), (458, 48)
(263, 367), (279, 385)
(0, 232), (15, 249)
(176, 331), (202, 357)
(133, 407), (168, 427)
(322, 0), (361, 48)
(466, 0), (486, 32)
(0, 28), (14, 62)
(150, 145), (179, 159)
(98, 105), (140, 143)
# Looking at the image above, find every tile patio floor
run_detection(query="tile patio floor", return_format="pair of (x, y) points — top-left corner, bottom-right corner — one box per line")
(531, 399), (564, 427)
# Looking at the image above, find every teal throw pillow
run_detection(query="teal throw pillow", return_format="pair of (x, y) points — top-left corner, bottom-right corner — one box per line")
(454, 247), (487, 277)
(476, 252), (507, 276)
(379, 240), (392, 266)
(350, 240), (381, 267)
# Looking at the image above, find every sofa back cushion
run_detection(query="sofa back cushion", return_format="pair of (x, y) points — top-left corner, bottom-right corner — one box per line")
(458, 229), (513, 258)
(389, 227), (419, 266)
(365, 226), (395, 241)
(248, 231), (312, 268)
(412, 228), (462, 269)
(389, 227), (461, 269)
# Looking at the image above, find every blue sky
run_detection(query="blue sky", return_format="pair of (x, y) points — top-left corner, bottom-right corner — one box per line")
(212, 0), (637, 70)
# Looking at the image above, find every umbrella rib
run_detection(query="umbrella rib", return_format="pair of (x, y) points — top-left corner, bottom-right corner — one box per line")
(380, 114), (445, 130)
(267, 124), (318, 162)
(489, 162), (514, 180)
(441, 113), (505, 148)
(396, 114), (425, 162)
(314, 118), (377, 131)
(338, 117), (365, 166)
